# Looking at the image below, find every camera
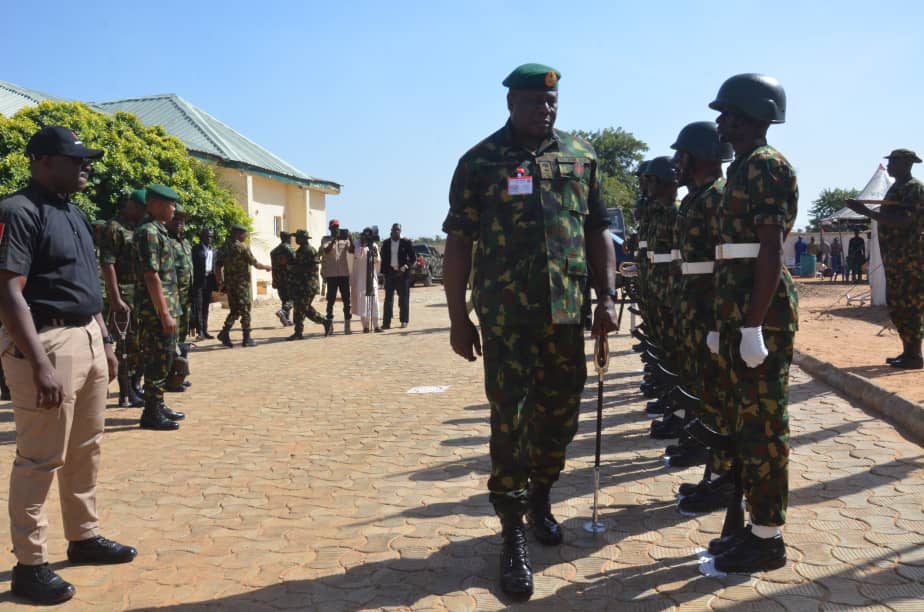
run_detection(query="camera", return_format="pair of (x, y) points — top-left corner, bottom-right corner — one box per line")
(361, 225), (380, 246)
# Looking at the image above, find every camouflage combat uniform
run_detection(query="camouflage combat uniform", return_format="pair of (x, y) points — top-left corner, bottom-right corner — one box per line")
(134, 219), (180, 411)
(288, 242), (327, 334)
(879, 177), (924, 349)
(714, 145), (798, 527)
(99, 215), (140, 379)
(649, 198), (678, 358)
(672, 177), (731, 473)
(171, 233), (193, 342)
(444, 122), (608, 517)
(270, 241), (296, 318)
(635, 197), (651, 319)
(217, 238), (257, 336)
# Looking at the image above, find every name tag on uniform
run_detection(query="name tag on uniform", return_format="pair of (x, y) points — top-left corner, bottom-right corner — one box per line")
(508, 176), (533, 195)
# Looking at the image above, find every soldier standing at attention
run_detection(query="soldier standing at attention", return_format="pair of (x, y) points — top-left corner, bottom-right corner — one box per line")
(287, 229), (332, 340)
(168, 205), (193, 344)
(847, 149), (924, 369)
(100, 188), (146, 407)
(270, 231), (295, 327)
(134, 185), (186, 431)
(215, 224), (271, 348)
(705, 74), (797, 573)
(0, 126), (136, 605)
(443, 63), (618, 600)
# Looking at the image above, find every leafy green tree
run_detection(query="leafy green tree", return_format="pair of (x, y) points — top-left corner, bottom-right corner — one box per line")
(571, 127), (648, 212)
(808, 187), (859, 231)
(0, 101), (248, 242)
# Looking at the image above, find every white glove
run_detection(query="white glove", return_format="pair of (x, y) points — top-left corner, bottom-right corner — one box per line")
(706, 331), (720, 354)
(739, 326), (768, 368)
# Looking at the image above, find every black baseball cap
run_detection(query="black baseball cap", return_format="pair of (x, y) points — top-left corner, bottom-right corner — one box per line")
(25, 126), (104, 160)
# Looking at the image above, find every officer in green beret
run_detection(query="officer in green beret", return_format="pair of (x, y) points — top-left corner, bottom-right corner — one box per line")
(215, 224), (272, 347)
(133, 184), (186, 430)
(269, 231), (296, 327)
(847, 148), (924, 369)
(443, 62), (619, 600)
(287, 229), (332, 340)
(100, 188), (147, 407)
(166, 203), (193, 392)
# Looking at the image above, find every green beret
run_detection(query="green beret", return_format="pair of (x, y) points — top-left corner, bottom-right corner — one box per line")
(294, 229), (310, 239)
(129, 188), (147, 206)
(231, 223), (248, 232)
(146, 184), (180, 201)
(502, 63), (561, 91)
(885, 148), (922, 163)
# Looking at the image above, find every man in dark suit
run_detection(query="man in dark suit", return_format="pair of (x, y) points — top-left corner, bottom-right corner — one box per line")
(380, 223), (414, 329)
(191, 228), (217, 339)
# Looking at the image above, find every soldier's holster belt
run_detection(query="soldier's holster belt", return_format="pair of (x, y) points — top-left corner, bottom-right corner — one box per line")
(715, 243), (760, 260)
(34, 315), (93, 329)
(638, 241), (648, 249)
(681, 261), (715, 275)
(670, 249), (682, 261)
(650, 253), (673, 264)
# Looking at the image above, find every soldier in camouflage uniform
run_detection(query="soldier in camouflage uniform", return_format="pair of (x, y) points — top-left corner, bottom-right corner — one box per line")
(645, 157), (679, 366)
(167, 205), (193, 392)
(270, 232), (295, 327)
(133, 185), (186, 431)
(215, 224), (272, 348)
(847, 149), (924, 369)
(443, 63), (619, 600)
(286, 229), (333, 340)
(99, 188), (146, 407)
(704, 74), (797, 574)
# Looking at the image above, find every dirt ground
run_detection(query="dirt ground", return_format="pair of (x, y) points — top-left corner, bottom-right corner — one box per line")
(794, 277), (924, 405)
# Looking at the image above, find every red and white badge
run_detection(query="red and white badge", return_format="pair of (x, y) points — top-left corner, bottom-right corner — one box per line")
(507, 167), (533, 195)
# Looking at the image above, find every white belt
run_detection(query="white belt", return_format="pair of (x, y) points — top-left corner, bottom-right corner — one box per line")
(715, 243), (760, 260)
(681, 261), (715, 275)
(638, 241), (648, 249)
(670, 249), (681, 261)
(651, 253), (673, 264)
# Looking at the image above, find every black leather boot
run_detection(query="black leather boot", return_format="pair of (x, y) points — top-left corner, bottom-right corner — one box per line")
(140, 405), (180, 431)
(499, 515), (533, 600)
(131, 376), (145, 401)
(241, 333), (256, 347)
(526, 484), (563, 545)
(217, 327), (233, 348)
(11, 563), (75, 605)
(714, 530), (786, 573)
(159, 402), (186, 421)
(117, 371), (133, 407)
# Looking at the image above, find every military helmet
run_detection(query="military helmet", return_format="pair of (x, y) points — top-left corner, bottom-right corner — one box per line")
(671, 121), (733, 162)
(644, 156), (678, 182)
(709, 73), (786, 124)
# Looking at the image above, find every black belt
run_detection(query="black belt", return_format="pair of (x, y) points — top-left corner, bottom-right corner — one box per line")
(34, 315), (93, 329)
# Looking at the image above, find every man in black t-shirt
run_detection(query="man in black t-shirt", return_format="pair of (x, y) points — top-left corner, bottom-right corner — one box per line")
(0, 126), (137, 605)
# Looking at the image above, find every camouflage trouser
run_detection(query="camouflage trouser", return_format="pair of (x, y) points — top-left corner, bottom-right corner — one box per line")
(292, 291), (326, 334)
(178, 291), (191, 343)
(720, 328), (793, 526)
(223, 289), (252, 334)
(885, 258), (924, 348)
(278, 285), (293, 316)
(138, 311), (177, 410)
(481, 323), (586, 518)
(109, 284), (141, 378)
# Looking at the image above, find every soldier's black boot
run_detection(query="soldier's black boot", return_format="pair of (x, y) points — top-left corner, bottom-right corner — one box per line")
(218, 327), (233, 348)
(526, 484), (563, 546)
(159, 402), (185, 421)
(287, 330), (304, 341)
(499, 514), (533, 600)
(714, 530), (786, 573)
(241, 332), (256, 347)
(131, 376), (145, 401)
(117, 371), (133, 408)
(11, 563), (75, 605)
(140, 403), (180, 431)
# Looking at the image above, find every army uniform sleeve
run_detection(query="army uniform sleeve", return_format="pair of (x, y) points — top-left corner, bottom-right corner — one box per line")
(443, 160), (480, 241)
(99, 223), (121, 266)
(245, 246), (258, 267)
(749, 154), (797, 228)
(0, 203), (39, 276)
(136, 227), (160, 274)
(584, 158), (609, 232)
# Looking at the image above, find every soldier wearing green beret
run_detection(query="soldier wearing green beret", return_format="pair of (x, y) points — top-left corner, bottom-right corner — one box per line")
(215, 224), (271, 347)
(133, 184), (186, 430)
(287, 229), (332, 340)
(270, 231), (296, 327)
(166, 204), (193, 392)
(100, 189), (147, 407)
(443, 62), (619, 600)
(847, 149), (924, 369)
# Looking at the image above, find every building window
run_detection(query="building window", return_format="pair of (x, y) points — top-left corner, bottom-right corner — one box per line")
(273, 216), (283, 237)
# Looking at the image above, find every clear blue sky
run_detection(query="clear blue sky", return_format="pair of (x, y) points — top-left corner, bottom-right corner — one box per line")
(3, 1), (923, 237)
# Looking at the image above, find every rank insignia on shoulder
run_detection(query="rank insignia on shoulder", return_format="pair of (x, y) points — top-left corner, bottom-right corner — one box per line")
(539, 161), (553, 179)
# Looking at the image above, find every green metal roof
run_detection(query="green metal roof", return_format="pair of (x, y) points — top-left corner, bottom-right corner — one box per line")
(0, 80), (65, 117)
(96, 95), (339, 193)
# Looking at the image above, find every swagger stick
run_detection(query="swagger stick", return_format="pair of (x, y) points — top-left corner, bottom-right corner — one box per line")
(584, 334), (609, 534)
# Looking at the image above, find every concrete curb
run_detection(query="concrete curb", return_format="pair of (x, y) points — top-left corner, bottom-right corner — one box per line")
(793, 349), (924, 445)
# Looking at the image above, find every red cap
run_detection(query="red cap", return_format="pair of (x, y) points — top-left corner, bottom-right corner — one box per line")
(329, 219), (340, 227)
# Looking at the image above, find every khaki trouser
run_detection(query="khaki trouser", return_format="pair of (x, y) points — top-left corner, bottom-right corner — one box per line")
(0, 322), (107, 564)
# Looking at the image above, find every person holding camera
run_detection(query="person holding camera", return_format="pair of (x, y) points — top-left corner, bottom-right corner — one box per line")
(321, 219), (355, 334)
(351, 227), (382, 333)
(380, 222), (414, 329)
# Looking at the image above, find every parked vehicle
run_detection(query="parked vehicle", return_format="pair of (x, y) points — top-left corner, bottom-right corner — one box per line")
(411, 244), (443, 286)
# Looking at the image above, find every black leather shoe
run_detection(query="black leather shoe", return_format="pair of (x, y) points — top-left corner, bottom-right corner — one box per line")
(241, 337), (256, 347)
(526, 488), (563, 546)
(651, 415), (683, 439)
(140, 408), (180, 431)
(646, 398), (670, 416)
(708, 525), (751, 556)
(217, 329), (233, 348)
(324, 320), (334, 337)
(11, 563), (75, 605)
(665, 444), (709, 468)
(890, 355), (924, 369)
(499, 521), (533, 600)
(201, 332), (214, 340)
(714, 530), (786, 573)
(68, 536), (137, 565)
(678, 480), (734, 514)
(287, 332), (304, 341)
(160, 403), (185, 421)
(886, 352), (907, 365)
(182, 381), (192, 388)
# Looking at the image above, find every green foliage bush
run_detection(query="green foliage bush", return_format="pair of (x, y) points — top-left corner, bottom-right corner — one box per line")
(0, 101), (249, 242)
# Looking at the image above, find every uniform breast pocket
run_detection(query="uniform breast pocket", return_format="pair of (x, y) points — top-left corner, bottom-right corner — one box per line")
(555, 159), (590, 216)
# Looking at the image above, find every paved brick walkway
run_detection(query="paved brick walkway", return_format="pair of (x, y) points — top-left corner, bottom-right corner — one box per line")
(0, 287), (922, 610)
